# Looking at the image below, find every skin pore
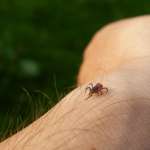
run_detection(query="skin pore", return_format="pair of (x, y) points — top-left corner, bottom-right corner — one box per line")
(1, 15), (150, 150)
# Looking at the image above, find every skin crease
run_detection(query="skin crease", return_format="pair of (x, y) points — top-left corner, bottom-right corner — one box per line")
(1, 15), (150, 150)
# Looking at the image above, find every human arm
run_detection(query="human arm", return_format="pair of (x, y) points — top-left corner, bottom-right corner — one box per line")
(1, 15), (150, 150)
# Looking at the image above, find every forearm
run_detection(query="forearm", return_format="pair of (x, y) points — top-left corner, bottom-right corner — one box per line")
(1, 15), (150, 150)
(1, 56), (150, 150)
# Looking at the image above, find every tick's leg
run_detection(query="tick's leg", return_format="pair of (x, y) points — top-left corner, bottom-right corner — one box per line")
(99, 91), (102, 96)
(97, 92), (99, 97)
(102, 87), (108, 92)
(85, 93), (93, 100)
(97, 90), (102, 96)
(88, 83), (93, 89)
(85, 87), (91, 94)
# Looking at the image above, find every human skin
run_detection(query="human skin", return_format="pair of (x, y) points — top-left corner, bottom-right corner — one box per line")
(1, 15), (150, 150)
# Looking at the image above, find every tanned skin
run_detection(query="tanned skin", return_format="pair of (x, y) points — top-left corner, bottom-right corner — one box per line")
(1, 15), (150, 150)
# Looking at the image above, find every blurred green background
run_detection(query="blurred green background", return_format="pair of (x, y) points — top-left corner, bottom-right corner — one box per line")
(0, 0), (150, 139)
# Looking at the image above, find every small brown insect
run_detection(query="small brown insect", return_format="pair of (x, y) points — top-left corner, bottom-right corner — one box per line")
(85, 83), (108, 100)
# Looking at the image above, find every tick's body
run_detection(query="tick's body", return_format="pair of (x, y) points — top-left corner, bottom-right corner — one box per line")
(85, 83), (108, 100)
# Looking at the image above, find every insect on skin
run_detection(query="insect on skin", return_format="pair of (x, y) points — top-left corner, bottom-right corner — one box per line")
(85, 83), (108, 100)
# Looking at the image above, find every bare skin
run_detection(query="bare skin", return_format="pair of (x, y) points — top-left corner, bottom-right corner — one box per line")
(1, 15), (150, 150)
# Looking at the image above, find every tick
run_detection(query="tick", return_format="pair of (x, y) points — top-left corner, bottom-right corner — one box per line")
(85, 83), (108, 100)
